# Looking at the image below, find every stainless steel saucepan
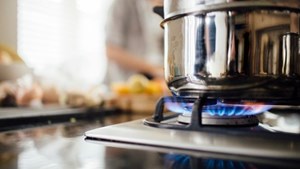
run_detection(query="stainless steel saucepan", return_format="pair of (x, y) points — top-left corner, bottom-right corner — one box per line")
(161, 0), (300, 101)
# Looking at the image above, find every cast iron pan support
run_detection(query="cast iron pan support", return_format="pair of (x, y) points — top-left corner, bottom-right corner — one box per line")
(153, 96), (197, 122)
(188, 95), (207, 130)
(152, 94), (208, 130)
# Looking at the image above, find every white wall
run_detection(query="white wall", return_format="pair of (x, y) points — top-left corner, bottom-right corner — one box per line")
(0, 0), (17, 50)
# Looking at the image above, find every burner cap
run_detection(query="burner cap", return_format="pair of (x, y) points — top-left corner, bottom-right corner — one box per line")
(177, 113), (259, 126)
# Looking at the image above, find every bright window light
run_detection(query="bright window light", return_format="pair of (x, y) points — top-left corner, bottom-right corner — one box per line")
(17, 0), (112, 89)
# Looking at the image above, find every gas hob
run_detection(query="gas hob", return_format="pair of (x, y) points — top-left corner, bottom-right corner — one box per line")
(85, 113), (300, 159)
(85, 96), (300, 161)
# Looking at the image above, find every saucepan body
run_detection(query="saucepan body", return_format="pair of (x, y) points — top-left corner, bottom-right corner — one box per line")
(162, 0), (300, 101)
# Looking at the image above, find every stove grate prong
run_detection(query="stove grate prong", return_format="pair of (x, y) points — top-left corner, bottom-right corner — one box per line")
(187, 95), (207, 130)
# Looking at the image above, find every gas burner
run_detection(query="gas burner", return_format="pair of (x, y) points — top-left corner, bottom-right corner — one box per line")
(177, 113), (259, 126)
(143, 96), (269, 131)
(171, 101), (269, 126)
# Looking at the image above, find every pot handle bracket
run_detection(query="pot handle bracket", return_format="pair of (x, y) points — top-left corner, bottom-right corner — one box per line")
(153, 6), (164, 18)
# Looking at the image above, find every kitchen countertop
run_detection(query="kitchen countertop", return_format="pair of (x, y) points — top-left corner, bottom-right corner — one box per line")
(0, 110), (299, 169)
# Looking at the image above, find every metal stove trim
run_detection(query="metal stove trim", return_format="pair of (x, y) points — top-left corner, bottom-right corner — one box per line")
(84, 119), (300, 159)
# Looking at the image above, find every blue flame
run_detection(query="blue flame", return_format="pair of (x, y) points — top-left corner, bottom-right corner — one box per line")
(165, 102), (193, 114)
(164, 154), (251, 169)
(165, 100), (272, 117)
(164, 155), (190, 169)
(204, 103), (272, 117)
(204, 159), (247, 169)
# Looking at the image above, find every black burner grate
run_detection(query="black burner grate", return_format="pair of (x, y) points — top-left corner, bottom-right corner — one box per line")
(143, 95), (259, 130)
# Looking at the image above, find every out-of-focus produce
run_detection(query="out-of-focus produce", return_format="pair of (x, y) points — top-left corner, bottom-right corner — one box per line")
(41, 85), (60, 104)
(0, 79), (106, 109)
(127, 74), (150, 93)
(0, 44), (108, 110)
(64, 87), (104, 108)
(110, 74), (170, 113)
(112, 74), (167, 95)
(16, 83), (43, 107)
(0, 82), (17, 107)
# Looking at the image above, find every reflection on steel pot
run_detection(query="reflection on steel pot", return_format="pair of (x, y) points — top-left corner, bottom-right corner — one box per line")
(162, 0), (300, 101)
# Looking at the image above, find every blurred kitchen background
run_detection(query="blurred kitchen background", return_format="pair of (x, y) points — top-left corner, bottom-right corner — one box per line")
(0, 0), (168, 115)
(0, 1), (169, 168)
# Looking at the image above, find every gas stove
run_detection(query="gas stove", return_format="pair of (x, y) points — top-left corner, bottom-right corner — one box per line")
(85, 95), (300, 160)
(85, 1), (300, 166)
